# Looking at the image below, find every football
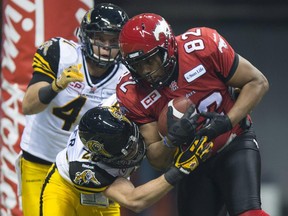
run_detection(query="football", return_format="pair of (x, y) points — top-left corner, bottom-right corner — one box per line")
(157, 96), (194, 137)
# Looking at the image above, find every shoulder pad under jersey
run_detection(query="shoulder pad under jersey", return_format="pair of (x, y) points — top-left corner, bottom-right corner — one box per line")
(58, 37), (81, 67)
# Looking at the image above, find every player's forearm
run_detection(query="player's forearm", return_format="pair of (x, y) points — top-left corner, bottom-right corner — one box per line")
(228, 76), (269, 127)
(106, 176), (173, 213)
(146, 140), (176, 171)
(139, 122), (176, 170)
(22, 82), (51, 114)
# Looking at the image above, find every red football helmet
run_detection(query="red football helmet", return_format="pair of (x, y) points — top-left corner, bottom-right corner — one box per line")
(119, 13), (178, 88)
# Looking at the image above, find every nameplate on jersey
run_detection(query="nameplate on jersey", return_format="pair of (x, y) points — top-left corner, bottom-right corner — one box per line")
(184, 64), (206, 83)
(80, 193), (109, 207)
(141, 90), (161, 109)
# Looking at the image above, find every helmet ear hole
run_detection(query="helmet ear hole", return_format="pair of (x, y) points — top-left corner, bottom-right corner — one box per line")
(78, 107), (146, 168)
(79, 3), (129, 68)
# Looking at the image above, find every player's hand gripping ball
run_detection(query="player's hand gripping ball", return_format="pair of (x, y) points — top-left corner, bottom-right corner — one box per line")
(158, 97), (193, 137)
(157, 97), (199, 147)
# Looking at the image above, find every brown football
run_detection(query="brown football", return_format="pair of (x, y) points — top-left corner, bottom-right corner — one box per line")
(157, 96), (194, 137)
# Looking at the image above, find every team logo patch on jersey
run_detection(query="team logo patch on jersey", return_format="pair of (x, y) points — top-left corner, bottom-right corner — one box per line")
(213, 33), (228, 53)
(218, 37), (228, 53)
(66, 81), (85, 96)
(141, 90), (161, 109)
(74, 169), (101, 185)
(184, 64), (206, 83)
(39, 40), (53, 56)
(169, 80), (179, 91)
(89, 86), (97, 93)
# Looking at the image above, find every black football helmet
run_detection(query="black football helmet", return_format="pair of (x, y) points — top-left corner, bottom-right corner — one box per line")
(78, 106), (145, 168)
(78, 3), (129, 68)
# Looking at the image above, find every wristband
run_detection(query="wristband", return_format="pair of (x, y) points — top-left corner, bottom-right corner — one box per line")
(163, 136), (175, 148)
(164, 167), (186, 186)
(38, 84), (58, 104)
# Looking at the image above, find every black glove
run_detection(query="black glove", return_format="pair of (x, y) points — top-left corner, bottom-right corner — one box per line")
(166, 105), (199, 147)
(164, 136), (213, 185)
(197, 112), (232, 141)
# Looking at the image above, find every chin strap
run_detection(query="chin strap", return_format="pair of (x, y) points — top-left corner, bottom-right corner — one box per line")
(238, 210), (270, 216)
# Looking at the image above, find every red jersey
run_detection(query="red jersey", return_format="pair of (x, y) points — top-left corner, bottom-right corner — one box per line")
(116, 27), (249, 152)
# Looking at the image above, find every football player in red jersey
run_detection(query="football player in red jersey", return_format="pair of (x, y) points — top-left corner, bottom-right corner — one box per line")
(116, 13), (270, 216)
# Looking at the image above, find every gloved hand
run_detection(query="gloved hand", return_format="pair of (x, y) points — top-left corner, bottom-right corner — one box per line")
(164, 136), (213, 185)
(165, 105), (199, 147)
(196, 112), (232, 141)
(174, 136), (213, 174)
(52, 64), (84, 92)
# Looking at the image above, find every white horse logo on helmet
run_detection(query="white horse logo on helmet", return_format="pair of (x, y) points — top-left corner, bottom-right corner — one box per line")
(153, 19), (171, 41)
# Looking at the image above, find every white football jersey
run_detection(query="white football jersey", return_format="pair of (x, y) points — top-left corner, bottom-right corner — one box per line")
(56, 125), (136, 193)
(20, 37), (127, 162)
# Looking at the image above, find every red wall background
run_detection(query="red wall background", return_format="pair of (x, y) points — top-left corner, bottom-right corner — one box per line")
(0, 1), (92, 215)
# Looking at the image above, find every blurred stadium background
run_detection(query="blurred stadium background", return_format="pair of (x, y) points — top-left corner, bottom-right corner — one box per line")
(1, 0), (287, 215)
